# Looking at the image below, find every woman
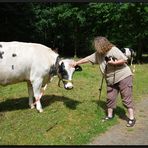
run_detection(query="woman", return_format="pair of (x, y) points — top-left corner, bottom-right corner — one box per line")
(72, 36), (136, 127)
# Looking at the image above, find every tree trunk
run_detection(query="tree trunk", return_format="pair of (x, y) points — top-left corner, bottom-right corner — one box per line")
(136, 39), (143, 64)
(74, 24), (78, 58)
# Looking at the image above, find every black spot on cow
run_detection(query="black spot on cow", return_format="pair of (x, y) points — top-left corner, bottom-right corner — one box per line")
(12, 53), (17, 57)
(0, 44), (2, 48)
(0, 51), (4, 59)
(120, 48), (126, 53)
(12, 65), (14, 70)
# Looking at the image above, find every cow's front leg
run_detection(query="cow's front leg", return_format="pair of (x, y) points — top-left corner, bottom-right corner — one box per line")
(32, 79), (43, 113)
(27, 81), (34, 109)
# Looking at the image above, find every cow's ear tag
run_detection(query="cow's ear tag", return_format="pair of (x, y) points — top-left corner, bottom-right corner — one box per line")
(75, 65), (82, 71)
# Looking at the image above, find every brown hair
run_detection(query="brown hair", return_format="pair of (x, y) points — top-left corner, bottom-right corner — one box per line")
(93, 36), (115, 54)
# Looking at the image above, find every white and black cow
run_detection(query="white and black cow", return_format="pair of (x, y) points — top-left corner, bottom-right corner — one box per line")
(0, 41), (82, 112)
(120, 48), (136, 66)
(120, 47), (136, 73)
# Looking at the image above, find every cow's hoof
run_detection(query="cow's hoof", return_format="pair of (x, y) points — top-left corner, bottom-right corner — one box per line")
(38, 109), (43, 113)
(30, 104), (35, 109)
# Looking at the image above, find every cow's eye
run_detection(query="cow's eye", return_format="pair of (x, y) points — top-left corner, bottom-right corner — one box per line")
(62, 70), (68, 78)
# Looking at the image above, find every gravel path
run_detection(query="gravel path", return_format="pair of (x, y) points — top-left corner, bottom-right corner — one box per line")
(89, 97), (148, 145)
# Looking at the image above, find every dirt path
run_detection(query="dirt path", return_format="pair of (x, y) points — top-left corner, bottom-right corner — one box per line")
(89, 97), (148, 145)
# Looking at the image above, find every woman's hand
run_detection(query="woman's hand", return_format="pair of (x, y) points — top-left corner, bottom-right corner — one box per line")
(70, 61), (78, 67)
(70, 58), (89, 67)
(107, 60), (117, 65)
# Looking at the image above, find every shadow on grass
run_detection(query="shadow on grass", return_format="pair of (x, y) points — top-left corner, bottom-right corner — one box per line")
(42, 95), (82, 110)
(0, 95), (82, 112)
(93, 100), (129, 121)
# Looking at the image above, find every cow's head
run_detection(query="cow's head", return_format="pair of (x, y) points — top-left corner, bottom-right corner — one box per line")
(57, 59), (82, 90)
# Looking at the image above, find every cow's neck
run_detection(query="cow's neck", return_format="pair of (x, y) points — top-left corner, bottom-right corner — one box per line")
(49, 56), (60, 76)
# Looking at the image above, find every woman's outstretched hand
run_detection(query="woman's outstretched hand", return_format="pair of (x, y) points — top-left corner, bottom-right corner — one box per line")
(70, 61), (78, 67)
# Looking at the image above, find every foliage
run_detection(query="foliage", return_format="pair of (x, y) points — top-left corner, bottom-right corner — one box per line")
(0, 3), (147, 61)
(0, 3), (36, 42)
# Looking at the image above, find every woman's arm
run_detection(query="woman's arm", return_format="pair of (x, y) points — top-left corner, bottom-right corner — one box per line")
(75, 58), (90, 65)
(72, 57), (90, 67)
(108, 59), (127, 65)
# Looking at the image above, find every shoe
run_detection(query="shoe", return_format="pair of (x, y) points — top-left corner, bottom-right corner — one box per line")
(126, 118), (136, 127)
(102, 116), (113, 122)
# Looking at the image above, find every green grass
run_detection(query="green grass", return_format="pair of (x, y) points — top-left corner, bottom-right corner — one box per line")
(0, 63), (148, 145)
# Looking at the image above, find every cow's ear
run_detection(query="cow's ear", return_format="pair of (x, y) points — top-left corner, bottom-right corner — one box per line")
(61, 62), (65, 68)
(59, 62), (64, 72)
(75, 65), (82, 71)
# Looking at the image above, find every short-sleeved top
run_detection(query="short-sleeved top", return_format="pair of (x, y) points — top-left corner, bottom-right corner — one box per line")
(85, 46), (132, 85)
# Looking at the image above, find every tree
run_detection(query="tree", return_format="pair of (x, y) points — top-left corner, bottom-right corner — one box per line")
(0, 3), (36, 42)
(0, 3), (147, 62)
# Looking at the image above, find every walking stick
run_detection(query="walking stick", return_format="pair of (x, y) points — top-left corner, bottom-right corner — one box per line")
(98, 64), (107, 106)
(98, 74), (104, 105)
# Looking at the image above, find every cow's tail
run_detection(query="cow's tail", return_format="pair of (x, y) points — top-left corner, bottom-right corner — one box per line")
(130, 52), (136, 74)
(131, 64), (136, 74)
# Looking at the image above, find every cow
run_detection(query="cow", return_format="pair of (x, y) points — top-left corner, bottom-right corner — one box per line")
(120, 48), (136, 73)
(120, 48), (136, 66)
(0, 41), (82, 112)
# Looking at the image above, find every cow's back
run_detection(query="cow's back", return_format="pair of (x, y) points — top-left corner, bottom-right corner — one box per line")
(0, 41), (58, 85)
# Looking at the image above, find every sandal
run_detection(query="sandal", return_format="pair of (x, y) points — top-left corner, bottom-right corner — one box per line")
(126, 118), (136, 127)
(102, 116), (113, 122)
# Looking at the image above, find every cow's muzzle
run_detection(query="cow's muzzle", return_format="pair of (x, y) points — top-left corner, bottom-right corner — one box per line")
(64, 81), (73, 90)
(58, 79), (73, 90)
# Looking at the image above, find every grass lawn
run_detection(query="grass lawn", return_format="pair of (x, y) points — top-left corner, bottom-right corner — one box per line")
(0, 63), (148, 145)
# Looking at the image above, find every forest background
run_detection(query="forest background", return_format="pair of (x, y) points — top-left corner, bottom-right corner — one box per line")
(0, 2), (147, 63)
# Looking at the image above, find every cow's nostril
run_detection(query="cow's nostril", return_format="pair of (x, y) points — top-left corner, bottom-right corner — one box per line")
(65, 86), (73, 90)
(69, 86), (73, 89)
(64, 83), (73, 90)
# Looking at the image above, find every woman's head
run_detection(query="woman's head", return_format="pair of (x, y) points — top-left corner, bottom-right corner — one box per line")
(93, 36), (114, 54)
